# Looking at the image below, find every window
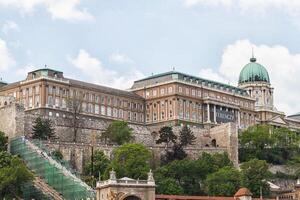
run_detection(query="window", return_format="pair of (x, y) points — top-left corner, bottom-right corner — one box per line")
(169, 110), (173, 118)
(107, 107), (112, 116)
(160, 88), (165, 95)
(146, 91), (150, 97)
(153, 90), (157, 96)
(35, 95), (40, 107)
(168, 87), (173, 93)
(62, 98), (66, 109)
(113, 108), (118, 117)
(29, 97), (33, 108)
(186, 88), (189, 95)
(48, 96), (53, 106)
(101, 106), (106, 115)
(95, 105), (99, 114)
(179, 87), (182, 93)
(55, 97), (60, 107)
(192, 89), (195, 96)
(119, 109), (123, 118)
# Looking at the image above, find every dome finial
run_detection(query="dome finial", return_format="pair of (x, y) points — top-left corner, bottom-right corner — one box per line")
(250, 47), (256, 62)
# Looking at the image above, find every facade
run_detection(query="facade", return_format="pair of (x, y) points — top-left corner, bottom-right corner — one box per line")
(0, 56), (299, 131)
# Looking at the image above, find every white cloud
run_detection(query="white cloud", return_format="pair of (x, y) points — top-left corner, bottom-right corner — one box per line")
(0, 0), (93, 21)
(199, 39), (300, 115)
(2, 20), (19, 34)
(109, 53), (134, 64)
(16, 65), (36, 77)
(68, 49), (144, 89)
(0, 38), (15, 71)
(184, 0), (300, 17)
(184, 0), (232, 7)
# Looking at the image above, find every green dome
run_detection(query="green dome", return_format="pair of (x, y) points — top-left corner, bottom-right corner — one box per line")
(238, 57), (270, 84)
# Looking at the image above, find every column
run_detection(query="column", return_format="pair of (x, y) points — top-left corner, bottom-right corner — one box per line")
(214, 105), (217, 124)
(238, 110), (241, 128)
(207, 103), (211, 123)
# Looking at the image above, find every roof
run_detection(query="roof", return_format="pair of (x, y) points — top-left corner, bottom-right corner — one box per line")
(239, 57), (270, 84)
(134, 70), (248, 95)
(288, 112), (300, 117)
(67, 78), (144, 100)
(234, 188), (252, 197)
(29, 68), (63, 74)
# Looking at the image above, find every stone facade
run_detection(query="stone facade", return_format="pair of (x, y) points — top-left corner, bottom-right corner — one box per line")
(0, 97), (25, 138)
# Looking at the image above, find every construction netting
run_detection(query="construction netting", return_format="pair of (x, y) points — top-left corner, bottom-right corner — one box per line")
(10, 137), (96, 200)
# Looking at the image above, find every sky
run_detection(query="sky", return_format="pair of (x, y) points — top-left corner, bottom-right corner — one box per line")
(0, 0), (300, 115)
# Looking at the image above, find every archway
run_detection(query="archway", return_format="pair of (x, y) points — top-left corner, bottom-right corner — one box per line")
(211, 139), (217, 147)
(123, 195), (141, 200)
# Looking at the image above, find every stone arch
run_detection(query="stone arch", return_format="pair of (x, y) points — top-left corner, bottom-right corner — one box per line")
(211, 139), (217, 147)
(121, 194), (141, 200)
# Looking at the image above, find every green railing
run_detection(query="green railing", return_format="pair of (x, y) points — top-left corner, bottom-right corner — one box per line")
(10, 137), (96, 200)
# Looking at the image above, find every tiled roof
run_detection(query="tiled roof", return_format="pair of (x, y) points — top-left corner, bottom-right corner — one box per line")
(134, 71), (247, 95)
(67, 78), (144, 100)
(234, 188), (252, 197)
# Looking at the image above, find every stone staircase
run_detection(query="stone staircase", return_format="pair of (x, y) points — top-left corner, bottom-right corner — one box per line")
(10, 137), (96, 200)
(33, 176), (64, 200)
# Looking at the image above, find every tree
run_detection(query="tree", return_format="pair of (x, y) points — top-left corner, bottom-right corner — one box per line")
(240, 159), (270, 197)
(84, 150), (110, 179)
(108, 143), (151, 179)
(156, 126), (177, 149)
(66, 94), (83, 142)
(102, 121), (133, 145)
(155, 152), (233, 196)
(0, 131), (8, 151)
(0, 151), (33, 198)
(156, 178), (184, 195)
(205, 166), (241, 196)
(239, 125), (273, 150)
(52, 150), (63, 161)
(272, 127), (300, 148)
(179, 125), (196, 146)
(32, 117), (55, 140)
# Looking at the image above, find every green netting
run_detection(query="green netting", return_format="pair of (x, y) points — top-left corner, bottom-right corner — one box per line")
(22, 182), (53, 200)
(10, 137), (96, 200)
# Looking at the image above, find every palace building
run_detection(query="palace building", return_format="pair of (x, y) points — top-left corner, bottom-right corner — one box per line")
(0, 56), (299, 130)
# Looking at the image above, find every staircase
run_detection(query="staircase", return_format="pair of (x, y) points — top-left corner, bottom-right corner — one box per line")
(10, 137), (96, 200)
(33, 176), (64, 200)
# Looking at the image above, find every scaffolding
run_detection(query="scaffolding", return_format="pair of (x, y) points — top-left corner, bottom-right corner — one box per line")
(10, 137), (96, 200)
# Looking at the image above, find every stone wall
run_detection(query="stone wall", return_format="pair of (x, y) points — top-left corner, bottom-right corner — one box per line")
(0, 101), (238, 171)
(0, 100), (25, 138)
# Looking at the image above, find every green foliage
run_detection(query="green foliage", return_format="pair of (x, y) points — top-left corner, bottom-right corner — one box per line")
(239, 125), (300, 164)
(52, 150), (63, 161)
(240, 159), (270, 197)
(102, 121), (133, 145)
(155, 178), (184, 195)
(156, 126), (177, 148)
(179, 125), (196, 146)
(155, 152), (232, 195)
(32, 117), (55, 140)
(239, 125), (273, 150)
(108, 143), (151, 179)
(0, 131), (8, 151)
(158, 125), (197, 164)
(84, 150), (110, 180)
(205, 166), (241, 196)
(0, 151), (33, 198)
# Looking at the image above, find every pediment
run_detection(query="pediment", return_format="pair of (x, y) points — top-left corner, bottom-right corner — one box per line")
(269, 116), (287, 125)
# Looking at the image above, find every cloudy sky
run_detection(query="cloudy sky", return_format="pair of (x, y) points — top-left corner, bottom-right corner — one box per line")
(0, 0), (299, 115)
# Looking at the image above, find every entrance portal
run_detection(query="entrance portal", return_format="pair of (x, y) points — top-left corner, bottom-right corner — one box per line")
(123, 196), (141, 200)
